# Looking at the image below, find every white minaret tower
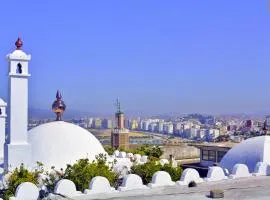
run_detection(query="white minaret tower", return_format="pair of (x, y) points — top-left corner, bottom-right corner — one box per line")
(4, 38), (32, 170)
(0, 99), (7, 160)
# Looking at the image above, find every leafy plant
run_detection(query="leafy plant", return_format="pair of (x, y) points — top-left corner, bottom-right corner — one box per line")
(104, 146), (115, 155)
(42, 167), (64, 193)
(144, 145), (163, 159)
(130, 161), (161, 184)
(1, 164), (39, 200)
(131, 161), (182, 184)
(160, 164), (182, 181)
(122, 145), (163, 159)
(64, 154), (119, 192)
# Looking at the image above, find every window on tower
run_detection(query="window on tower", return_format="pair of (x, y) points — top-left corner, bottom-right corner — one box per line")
(17, 63), (23, 74)
(0, 108), (2, 115)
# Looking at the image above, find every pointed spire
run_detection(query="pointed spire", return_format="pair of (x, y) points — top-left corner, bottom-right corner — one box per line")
(56, 90), (62, 100)
(15, 37), (23, 50)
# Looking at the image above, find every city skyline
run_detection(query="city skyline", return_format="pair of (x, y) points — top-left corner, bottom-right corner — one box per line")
(0, 1), (270, 115)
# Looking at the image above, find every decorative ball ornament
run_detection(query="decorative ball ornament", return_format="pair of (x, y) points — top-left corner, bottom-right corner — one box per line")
(15, 37), (23, 50)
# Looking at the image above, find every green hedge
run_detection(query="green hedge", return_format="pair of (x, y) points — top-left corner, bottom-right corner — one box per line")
(64, 154), (119, 192)
(131, 161), (182, 184)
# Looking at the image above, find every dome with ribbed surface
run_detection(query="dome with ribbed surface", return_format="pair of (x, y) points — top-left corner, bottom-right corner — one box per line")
(28, 121), (105, 169)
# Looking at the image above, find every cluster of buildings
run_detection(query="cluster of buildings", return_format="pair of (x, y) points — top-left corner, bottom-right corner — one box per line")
(140, 117), (269, 141)
(28, 113), (270, 144)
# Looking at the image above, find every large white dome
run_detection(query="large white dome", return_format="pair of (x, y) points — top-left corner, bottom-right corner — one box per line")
(220, 136), (270, 173)
(28, 121), (105, 169)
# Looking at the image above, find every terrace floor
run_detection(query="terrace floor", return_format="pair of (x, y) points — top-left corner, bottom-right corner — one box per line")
(55, 175), (270, 200)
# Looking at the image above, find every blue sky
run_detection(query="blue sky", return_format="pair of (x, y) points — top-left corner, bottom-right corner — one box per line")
(0, 0), (270, 115)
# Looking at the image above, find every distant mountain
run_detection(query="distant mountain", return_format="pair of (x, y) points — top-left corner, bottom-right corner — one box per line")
(29, 108), (99, 119)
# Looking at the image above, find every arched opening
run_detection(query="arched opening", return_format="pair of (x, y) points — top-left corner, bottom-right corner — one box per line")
(0, 108), (2, 115)
(188, 181), (197, 188)
(16, 63), (23, 74)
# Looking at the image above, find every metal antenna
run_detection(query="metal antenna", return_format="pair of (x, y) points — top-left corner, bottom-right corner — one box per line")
(115, 98), (121, 113)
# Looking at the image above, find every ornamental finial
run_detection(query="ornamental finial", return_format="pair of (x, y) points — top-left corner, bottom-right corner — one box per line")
(52, 90), (66, 121)
(15, 37), (23, 50)
(56, 90), (62, 100)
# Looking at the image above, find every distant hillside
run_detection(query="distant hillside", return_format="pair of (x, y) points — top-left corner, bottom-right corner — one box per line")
(29, 108), (99, 119)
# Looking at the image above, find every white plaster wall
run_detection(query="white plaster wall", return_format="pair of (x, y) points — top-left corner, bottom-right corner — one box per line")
(4, 50), (32, 171)
(9, 60), (29, 75)
(4, 143), (32, 170)
(0, 113), (6, 158)
(8, 76), (29, 144)
(177, 168), (203, 185)
(204, 166), (227, 182)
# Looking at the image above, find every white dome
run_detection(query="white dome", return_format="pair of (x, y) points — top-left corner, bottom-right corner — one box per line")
(0, 98), (7, 106)
(220, 136), (270, 172)
(28, 121), (105, 169)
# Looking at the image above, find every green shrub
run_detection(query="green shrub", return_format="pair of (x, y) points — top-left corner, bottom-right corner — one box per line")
(131, 161), (182, 184)
(161, 163), (183, 181)
(64, 154), (119, 192)
(104, 146), (115, 155)
(131, 161), (162, 184)
(42, 167), (64, 193)
(123, 145), (163, 159)
(144, 145), (163, 159)
(2, 164), (39, 200)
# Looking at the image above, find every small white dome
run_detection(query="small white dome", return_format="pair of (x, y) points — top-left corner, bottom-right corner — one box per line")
(220, 136), (270, 172)
(28, 121), (105, 169)
(0, 98), (7, 106)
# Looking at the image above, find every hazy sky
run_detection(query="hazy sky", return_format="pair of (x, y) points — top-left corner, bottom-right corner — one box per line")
(0, 1), (270, 115)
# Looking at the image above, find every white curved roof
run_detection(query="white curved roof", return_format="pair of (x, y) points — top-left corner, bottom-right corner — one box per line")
(28, 121), (105, 169)
(0, 98), (7, 106)
(220, 136), (270, 172)
(7, 49), (31, 61)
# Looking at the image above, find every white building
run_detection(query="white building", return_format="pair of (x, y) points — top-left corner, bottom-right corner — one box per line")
(157, 122), (164, 133)
(197, 129), (206, 140)
(143, 121), (150, 131)
(86, 117), (94, 128)
(1, 38), (106, 172)
(0, 99), (7, 159)
(185, 128), (199, 139)
(183, 123), (191, 130)
(149, 123), (157, 132)
(206, 129), (220, 142)
(163, 123), (173, 135)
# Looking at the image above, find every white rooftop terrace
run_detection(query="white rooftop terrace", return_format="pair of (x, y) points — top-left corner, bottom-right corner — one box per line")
(50, 176), (270, 200)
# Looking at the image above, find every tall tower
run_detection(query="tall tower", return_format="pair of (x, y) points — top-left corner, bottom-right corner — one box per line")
(263, 116), (270, 135)
(115, 99), (124, 129)
(0, 99), (7, 160)
(4, 38), (32, 170)
(111, 99), (129, 150)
